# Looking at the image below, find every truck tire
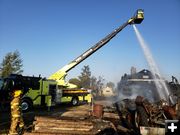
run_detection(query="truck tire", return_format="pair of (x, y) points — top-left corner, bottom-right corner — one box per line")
(135, 106), (149, 128)
(21, 98), (33, 112)
(71, 97), (79, 106)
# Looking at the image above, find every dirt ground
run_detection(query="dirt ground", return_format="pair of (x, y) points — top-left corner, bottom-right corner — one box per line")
(0, 103), (88, 134)
(1, 102), (122, 135)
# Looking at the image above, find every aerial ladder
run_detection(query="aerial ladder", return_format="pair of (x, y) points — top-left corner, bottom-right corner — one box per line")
(48, 9), (144, 88)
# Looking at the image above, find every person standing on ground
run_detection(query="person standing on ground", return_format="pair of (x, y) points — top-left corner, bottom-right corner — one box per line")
(2, 75), (25, 135)
(9, 89), (24, 135)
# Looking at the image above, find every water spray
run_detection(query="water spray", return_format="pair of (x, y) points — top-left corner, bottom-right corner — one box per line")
(133, 25), (174, 104)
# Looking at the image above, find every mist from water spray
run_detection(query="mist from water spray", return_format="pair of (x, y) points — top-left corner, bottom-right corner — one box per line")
(133, 25), (172, 103)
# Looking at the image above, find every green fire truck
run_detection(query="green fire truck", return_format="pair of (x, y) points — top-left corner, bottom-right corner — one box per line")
(0, 9), (144, 112)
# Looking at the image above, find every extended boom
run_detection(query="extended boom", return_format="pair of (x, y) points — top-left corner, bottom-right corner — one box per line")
(48, 9), (144, 87)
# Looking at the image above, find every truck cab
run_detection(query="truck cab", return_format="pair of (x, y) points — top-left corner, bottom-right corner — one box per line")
(21, 77), (58, 112)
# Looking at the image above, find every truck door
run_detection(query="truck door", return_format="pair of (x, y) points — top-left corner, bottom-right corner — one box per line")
(49, 84), (57, 104)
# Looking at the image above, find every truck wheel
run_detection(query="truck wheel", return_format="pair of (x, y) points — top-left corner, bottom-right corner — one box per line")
(135, 106), (149, 128)
(21, 98), (33, 112)
(71, 97), (79, 106)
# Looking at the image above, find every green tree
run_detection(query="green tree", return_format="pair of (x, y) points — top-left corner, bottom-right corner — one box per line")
(69, 78), (81, 88)
(78, 65), (91, 88)
(106, 81), (115, 89)
(70, 65), (106, 97)
(0, 50), (23, 78)
(90, 75), (105, 97)
(96, 76), (105, 96)
(90, 76), (97, 90)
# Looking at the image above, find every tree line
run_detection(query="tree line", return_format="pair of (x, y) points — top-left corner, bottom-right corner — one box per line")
(69, 65), (115, 96)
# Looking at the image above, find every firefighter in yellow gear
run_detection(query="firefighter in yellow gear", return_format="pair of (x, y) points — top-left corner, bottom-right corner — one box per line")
(9, 89), (24, 135)
(1, 74), (28, 134)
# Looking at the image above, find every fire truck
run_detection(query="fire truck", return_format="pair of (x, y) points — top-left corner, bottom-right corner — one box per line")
(0, 9), (144, 112)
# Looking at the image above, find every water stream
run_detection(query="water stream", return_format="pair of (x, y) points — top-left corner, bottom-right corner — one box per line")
(133, 25), (172, 103)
